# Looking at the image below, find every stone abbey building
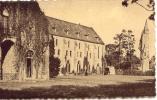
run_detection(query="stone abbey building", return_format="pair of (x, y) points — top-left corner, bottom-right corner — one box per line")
(0, 1), (105, 80)
(47, 17), (105, 75)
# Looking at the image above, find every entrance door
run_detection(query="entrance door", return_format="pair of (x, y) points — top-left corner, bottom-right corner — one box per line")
(26, 50), (34, 78)
(26, 58), (32, 78)
(66, 60), (70, 73)
(77, 61), (81, 73)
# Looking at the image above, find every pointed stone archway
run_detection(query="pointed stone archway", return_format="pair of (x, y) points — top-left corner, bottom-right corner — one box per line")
(0, 38), (16, 80)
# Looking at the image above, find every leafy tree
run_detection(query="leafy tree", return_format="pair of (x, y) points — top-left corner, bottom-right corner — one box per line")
(130, 55), (141, 64)
(122, 0), (155, 20)
(105, 44), (117, 55)
(105, 44), (119, 67)
(114, 29), (127, 65)
(122, 30), (135, 67)
(106, 29), (136, 69)
(105, 51), (121, 68)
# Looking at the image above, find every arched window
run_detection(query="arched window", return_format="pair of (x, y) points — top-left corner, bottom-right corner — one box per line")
(68, 41), (70, 48)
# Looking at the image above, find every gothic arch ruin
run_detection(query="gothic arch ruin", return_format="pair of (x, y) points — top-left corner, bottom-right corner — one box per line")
(0, 38), (17, 80)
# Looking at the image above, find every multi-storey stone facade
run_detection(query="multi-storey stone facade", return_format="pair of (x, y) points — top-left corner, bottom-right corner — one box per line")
(47, 17), (105, 75)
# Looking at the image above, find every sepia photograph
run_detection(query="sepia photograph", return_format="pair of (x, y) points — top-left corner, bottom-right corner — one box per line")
(0, 0), (156, 99)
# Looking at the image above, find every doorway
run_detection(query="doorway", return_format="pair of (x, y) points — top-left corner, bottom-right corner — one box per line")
(77, 61), (81, 73)
(26, 58), (32, 78)
(66, 60), (70, 73)
(26, 50), (34, 78)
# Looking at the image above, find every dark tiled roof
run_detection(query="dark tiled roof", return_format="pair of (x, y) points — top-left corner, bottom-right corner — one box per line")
(47, 16), (104, 44)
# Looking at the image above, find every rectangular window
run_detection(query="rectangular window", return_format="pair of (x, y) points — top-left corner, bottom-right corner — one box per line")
(80, 52), (82, 57)
(98, 46), (99, 59)
(66, 50), (68, 56)
(63, 39), (66, 44)
(70, 51), (72, 57)
(85, 43), (87, 48)
(90, 53), (91, 58)
(79, 43), (80, 49)
(68, 41), (70, 48)
(58, 49), (60, 55)
(75, 41), (77, 46)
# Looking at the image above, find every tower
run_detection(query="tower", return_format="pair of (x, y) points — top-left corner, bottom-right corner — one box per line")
(139, 20), (150, 72)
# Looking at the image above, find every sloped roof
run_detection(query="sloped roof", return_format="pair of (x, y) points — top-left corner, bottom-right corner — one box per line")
(47, 16), (104, 44)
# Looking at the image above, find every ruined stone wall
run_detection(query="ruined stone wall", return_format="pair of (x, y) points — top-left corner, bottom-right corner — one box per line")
(0, 1), (51, 80)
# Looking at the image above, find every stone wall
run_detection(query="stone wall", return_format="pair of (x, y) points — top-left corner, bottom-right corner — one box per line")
(0, 1), (52, 80)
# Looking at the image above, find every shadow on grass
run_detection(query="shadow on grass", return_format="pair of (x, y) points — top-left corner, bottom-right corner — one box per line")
(0, 79), (155, 99)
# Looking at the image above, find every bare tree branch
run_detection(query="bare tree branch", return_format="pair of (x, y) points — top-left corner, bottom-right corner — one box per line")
(135, 2), (154, 11)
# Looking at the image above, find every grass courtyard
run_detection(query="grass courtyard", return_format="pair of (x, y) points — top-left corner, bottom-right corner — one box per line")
(0, 75), (155, 99)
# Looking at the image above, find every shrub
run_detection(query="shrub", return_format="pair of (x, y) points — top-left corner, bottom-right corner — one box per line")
(49, 56), (61, 78)
(144, 70), (155, 76)
(119, 69), (155, 76)
(61, 67), (66, 75)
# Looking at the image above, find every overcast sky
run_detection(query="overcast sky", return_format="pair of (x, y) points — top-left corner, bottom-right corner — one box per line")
(38, 0), (155, 57)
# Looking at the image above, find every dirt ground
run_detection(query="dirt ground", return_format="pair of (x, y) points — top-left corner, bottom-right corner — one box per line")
(0, 75), (155, 98)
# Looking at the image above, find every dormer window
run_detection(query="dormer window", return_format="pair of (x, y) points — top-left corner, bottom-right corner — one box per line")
(52, 26), (56, 32)
(128, 30), (132, 34)
(64, 28), (69, 35)
(76, 32), (80, 37)
(95, 36), (99, 42)
(84, 34), (89, 39)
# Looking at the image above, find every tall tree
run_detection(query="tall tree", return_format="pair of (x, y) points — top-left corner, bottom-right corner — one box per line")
(123, 30), (135, 68)
(113, 29), (135, 69)
(114, 29), (127, 64)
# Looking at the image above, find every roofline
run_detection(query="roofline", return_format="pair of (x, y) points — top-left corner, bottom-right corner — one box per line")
(51, 34), (104, 45)
(90, 27), (104, 44)
(46, 16), (91, 29)
(47, 16), (105, 45)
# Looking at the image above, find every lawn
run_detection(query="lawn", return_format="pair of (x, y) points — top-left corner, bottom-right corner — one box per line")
(0, 75), (155, 99)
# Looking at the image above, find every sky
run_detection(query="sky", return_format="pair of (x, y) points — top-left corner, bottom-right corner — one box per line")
(38, 0), (155, 57)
